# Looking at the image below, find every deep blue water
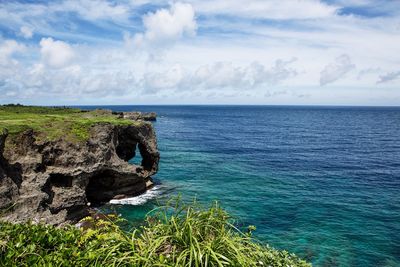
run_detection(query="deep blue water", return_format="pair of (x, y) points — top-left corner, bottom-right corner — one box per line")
(78, 105), (400, 267)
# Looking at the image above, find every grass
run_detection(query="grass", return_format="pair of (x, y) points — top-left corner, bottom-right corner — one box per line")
(0, 199), (311, 266)
(0, 104), (139, 144)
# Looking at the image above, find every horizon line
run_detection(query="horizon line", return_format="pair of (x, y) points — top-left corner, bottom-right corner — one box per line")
(28, 104), (400, 108)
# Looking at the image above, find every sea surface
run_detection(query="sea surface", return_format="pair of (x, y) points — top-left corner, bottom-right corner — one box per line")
(78, 105), (400, 267)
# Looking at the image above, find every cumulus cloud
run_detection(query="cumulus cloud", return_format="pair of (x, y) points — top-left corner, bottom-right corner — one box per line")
(192, 62), (244, 88)
(192, 59), (297, 90)
(0, 40), (25, 97)
(133, 2), (197, 46)
(1, 59), (136, 100)
(143, 64), (184, 93)
(320, 54), (355, 86)
(19, 26), (33, 39)
(1, 0), (400, 105)
(376, 71), (400, 84)
(0, 39), (25, 65)
(141, 59), (297, 94)
(247, 59), (298, 87)
(264, 90), (287, 97)
(357, 67), (381, 80)
(40, 38), (75, 68)
(0, 37), (140, 102)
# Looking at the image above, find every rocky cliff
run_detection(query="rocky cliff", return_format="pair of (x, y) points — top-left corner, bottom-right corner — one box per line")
(0, 119), (159, 225)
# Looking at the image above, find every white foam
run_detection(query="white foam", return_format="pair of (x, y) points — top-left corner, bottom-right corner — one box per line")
(109, 185), (161, 205)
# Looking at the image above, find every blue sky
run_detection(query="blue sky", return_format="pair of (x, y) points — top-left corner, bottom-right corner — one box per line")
(0, 0), (399, 105)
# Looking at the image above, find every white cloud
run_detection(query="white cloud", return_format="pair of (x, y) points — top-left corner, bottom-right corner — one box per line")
(20, 26), (33, 39)
(264, 90), (287, 97)
(0, 40), (26, 98)
(77, 70), (135, 95)
(357, 67), (381, 80)
(133, 2), (197, 46)
(1, 0), (400, 105)
(141, 59), (297, 94)
(0, 0), (130, 40)
(0, 39), (25, 65)
(193, 62), (244, 89)
(377, 71), (400, 84)
(1, 59), (136, 100)
(40, 37), (75, 68)
(0, 40), (138, 102)
(247, 59), (298, 86)
(320, 54), (355, 86)
(143, 64), (184, 93)
(191, 59), (297, 90)
(192, 0), (338, 20)
(58, 0), (128, 21)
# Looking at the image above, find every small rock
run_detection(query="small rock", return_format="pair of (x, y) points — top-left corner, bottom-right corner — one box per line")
(113, 194), (127, 200)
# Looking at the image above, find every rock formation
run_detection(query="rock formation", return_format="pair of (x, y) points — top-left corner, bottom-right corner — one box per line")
(118, 111), (157, 121)
(0, 122), (159, 225)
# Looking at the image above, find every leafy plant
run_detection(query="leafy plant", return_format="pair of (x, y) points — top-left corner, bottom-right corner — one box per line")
(0, 200), (311, 266)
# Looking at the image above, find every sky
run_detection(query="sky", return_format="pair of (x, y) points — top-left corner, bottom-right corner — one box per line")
(0, 0), (399, 106)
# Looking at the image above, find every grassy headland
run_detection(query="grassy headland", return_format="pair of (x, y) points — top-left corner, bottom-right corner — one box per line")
(0, 105), (310, 266)
(0, 104), (138, 143)
(0, 201), (310, 266)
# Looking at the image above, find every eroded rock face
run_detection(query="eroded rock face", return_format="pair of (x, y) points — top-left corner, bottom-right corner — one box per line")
(0, 130), (22, 213)
(120, 111), (157, 121)
(0, 123), (159, 225)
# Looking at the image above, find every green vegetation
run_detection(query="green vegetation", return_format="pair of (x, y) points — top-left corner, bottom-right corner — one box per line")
(0, 200), (311, 266)
(0, 104), (137, 143)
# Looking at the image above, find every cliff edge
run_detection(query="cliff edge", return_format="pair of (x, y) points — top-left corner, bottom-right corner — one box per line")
(0, 106), (159, 225)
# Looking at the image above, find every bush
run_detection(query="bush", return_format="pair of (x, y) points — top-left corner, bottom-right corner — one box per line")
(0, 200), (311, 266)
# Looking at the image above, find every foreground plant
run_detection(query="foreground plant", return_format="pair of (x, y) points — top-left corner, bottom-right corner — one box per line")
(0, 200), (311, 266)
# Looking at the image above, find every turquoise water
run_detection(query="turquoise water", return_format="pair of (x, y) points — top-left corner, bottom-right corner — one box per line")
(80, 105), (400, 266)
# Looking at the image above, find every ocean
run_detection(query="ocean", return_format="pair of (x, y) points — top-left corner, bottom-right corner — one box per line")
(78, 105), (400, 267)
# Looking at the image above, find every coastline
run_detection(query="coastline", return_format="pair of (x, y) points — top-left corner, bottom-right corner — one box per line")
(0, 106), (159, 225)
(0, 105), (311, 266)
(2, 104), (399, 266)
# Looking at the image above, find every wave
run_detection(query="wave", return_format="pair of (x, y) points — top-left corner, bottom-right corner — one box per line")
(109, 185), (161, 205)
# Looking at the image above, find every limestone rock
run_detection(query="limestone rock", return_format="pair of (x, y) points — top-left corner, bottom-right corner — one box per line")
(0, 122), (159, 225)
(119, 111), (157, 121)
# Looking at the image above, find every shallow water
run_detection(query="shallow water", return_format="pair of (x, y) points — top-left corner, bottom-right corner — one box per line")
(78, 105), (400, 267)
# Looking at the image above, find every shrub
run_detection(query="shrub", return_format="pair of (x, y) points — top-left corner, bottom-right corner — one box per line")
(0, 200), (311, 266)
